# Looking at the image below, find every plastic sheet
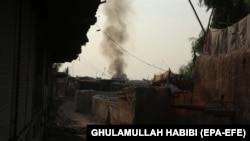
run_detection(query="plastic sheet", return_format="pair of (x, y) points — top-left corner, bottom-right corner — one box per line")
(204, 14), (250, 55)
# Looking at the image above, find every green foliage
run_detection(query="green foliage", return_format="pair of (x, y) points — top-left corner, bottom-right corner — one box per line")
(199, 0), (250, 29)
(179, 61), (195, 80)
(179, 0), (250, 79)
(178, 31), (204, 80)
(190, 31), (205, 61)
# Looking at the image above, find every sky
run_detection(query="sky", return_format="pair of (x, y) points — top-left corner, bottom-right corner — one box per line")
(59, 0), (212, 80)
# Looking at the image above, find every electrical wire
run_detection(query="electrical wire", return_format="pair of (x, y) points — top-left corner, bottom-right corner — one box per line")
(79, 56), (112, 78)
(96, 24), (169, 72)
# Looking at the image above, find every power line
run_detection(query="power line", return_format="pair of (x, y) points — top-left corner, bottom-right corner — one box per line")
(96, 24), (168, 72)
(79, 56), (112, 78)
(161, 60), (170, 73)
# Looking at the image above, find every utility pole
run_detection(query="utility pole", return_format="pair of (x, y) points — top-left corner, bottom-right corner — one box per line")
(189, 0), (206, 34)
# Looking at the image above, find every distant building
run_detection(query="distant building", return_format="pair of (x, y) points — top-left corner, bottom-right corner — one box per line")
(152, 69), (177, 84)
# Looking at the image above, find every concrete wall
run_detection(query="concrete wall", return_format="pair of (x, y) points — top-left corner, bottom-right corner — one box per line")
(91, 86), (195, 124)
(75, 90), (119, 114)
(92, 91), (135, 124)
(116, 87), (135, 124)
(75, 90), (96, 113)
(92, 96), (119, 123)
(135, 86), (195, 124)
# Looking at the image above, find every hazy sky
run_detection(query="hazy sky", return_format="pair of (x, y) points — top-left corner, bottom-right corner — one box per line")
(60, 0), (212, 80)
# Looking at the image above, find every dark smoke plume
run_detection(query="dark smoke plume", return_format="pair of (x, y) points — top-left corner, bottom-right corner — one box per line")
(101, 0), (132, 78)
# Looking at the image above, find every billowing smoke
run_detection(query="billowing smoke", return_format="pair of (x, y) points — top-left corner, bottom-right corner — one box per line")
(101, 0), (132, 78)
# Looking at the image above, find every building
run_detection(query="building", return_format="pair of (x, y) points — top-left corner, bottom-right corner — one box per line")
(0, 0), (101, 141)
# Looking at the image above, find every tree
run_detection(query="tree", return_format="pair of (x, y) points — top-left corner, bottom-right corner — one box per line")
(190, 31), (205, 62)
(178, 31), (204, 80)
(179, 0), (250, 79)
(199, 0), (250, 29)
(179, 61), (195, 80)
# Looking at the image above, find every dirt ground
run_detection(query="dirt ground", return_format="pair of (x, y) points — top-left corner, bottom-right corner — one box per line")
(43, 96), (103, 141)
